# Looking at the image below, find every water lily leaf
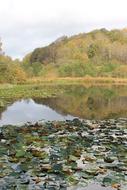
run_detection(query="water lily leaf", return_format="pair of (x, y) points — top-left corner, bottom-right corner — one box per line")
(67, 176), (79, 185)
(52, 163), (63, 173)
(15, 150), (26, 158)
(102, 177), (112, 186)
(69, 155), (78, 162)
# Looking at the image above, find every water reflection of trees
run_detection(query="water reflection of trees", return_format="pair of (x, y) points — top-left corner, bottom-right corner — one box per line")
(1, 86), (127, 120)
(35, 86), (127, 119)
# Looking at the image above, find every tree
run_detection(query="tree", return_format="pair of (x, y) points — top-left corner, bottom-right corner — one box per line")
(87, 44), (100, 59)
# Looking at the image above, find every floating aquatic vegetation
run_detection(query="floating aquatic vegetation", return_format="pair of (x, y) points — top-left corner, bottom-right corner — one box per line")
(0, 118), (126, 189)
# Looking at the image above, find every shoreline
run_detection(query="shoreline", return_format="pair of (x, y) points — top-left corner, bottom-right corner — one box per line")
(26, 77), (127, 86)
(1, 76), (127, 87)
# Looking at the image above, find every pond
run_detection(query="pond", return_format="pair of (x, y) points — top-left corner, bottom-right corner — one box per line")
(0, 99), (75, 126)
(1, 85), (127, 125)
(0, 85), (127, 190)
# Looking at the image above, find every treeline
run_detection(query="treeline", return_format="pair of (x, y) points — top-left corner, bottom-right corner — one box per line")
(0, 37), (26, 83)
(22, 28), (127, 78)
(1, 28), (127, 83)
(30, 29), (127, 65)
(0, 55), (26, 83)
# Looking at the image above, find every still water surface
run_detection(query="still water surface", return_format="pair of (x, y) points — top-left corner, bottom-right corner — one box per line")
(0, 85), (126, 190)
(1, 85), (127, 126)
(0, 99), (75, 126)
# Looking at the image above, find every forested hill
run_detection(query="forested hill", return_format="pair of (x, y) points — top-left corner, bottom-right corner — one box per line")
(22, 28), (127, 78)
(2, 28), (127, 83)
(30, 28), (127, 65)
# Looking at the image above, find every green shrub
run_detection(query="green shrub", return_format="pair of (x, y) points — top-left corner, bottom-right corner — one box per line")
(22, 62), (45, 77)
(100, 63), (118, 73)
(0, 62), (26, 83)
(58, 61), (97, 77)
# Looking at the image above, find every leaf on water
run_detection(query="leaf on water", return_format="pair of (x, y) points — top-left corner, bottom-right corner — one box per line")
(15, 150), (26, 158)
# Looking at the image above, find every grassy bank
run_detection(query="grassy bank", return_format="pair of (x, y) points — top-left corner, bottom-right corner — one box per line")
(26, 76), (127, 86)
(0, 77), (127, 110)
(0, 84), (65, 99)
(0, 77), (127, 100)
(0, 84), (64, 109)
(0, 76), (127, 86)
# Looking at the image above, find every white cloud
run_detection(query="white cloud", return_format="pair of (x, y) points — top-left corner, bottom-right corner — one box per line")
(0, 0), (127, 58)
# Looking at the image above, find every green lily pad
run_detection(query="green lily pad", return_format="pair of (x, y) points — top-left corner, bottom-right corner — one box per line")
(15, 150), (26, 158)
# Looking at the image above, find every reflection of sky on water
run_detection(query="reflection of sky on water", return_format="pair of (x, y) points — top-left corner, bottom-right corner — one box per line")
(0, 99), (75, 126)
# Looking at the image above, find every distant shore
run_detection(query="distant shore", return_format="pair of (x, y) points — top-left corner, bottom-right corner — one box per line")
(1, 76), (127, 86)
(26, 76), (127, 86)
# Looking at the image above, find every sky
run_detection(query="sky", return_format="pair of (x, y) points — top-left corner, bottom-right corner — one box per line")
(0, 0), (127, 59)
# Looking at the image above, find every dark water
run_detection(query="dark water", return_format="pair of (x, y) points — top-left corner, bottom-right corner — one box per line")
(1, 85), (127, 125)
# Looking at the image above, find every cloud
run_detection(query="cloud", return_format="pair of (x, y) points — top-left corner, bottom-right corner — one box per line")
(0, 0), (127, 58)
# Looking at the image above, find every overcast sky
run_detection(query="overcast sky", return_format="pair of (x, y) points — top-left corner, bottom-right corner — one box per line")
(0, 0), (127, 59)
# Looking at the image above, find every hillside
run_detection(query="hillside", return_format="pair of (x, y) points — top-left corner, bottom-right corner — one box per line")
(22, 28), (127, 78)
(1, 28), (127, 83)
